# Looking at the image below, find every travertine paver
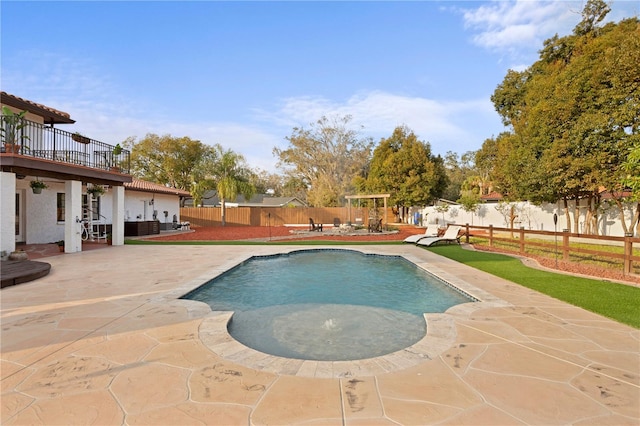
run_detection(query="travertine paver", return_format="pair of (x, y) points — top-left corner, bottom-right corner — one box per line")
(252, 375), (343, 425)
(1, 245), (638, 425)
(190, 361), (276, 405)
(125, 402), (252, 425)
(110, 363), (191, 415)
(5, 390), (124, 425)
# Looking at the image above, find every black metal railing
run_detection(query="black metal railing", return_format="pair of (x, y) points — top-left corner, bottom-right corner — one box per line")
(1, 115), (131, 173)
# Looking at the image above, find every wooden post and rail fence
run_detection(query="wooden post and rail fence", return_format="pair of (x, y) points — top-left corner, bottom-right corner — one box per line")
(457, 223), (640, 276)
(177, 207), (638, 276)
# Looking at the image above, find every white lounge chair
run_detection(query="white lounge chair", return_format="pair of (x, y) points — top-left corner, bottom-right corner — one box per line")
(403, 224), (440, 243)
(416, 225), (462, 247)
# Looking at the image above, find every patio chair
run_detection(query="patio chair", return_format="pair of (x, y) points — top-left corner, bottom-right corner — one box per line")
(415, 225), (462, 247)
(368, 218), (383, 233)
(309, 218), (323, 232)
(403, 224), (440, 243)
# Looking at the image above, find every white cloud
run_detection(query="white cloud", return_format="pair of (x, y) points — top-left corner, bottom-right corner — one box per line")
(4, 52), (503, 174)
(458, 0), (581, 60)
(261, 91), (503, 157)
(60, 87), (504, 174)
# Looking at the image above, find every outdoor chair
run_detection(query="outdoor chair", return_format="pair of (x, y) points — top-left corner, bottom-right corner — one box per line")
(415, 225), (462, 247)
(309, 218), (323, 232)
(403, 224), (440, 243)
(368, 218), (383, 233)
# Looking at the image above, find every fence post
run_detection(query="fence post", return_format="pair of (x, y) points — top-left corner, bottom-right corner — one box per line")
(489, 225), (494, 247)
(519, 227), (525, 254)
(465, 223), (470, 243)
(562, 229), (570, 261)
(623, 233), (633, 275)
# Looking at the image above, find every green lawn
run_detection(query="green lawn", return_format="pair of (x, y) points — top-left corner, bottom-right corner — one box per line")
(425, 245), (640, 329)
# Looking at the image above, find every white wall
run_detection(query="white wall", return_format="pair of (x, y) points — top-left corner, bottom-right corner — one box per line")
(18, 183), (184, 244)
(415, 200), (638, 237)
(122, 190), (182, 226)
(18, 180), (66, 244)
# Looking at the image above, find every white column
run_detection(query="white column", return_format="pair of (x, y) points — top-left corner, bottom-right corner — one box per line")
(111, 185), (125, 245)
(64, 180), (83, 253)
(0, 172), (17, 256)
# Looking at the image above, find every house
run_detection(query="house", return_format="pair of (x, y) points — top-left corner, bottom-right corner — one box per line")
(123, 178), (191, 231)
(1, 92), (134, 256)
(480, 191), (504, 203)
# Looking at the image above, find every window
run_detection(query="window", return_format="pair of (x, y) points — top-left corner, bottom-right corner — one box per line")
(57, 193), (65, 222)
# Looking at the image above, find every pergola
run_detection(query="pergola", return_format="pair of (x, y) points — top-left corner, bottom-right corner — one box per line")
(344, 193), (391, 228)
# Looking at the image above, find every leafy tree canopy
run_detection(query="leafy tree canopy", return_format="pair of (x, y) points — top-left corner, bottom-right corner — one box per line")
(365, 126), (448, 207)
(490, 9), (639, 204)
(489, 4), (639, 233)
(442, 150), (475, 201)
(126, 133), (216, 191)
(273, 115), (373, 207)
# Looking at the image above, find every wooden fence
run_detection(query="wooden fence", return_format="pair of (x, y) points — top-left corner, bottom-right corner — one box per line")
(180, 206), (396, 228)
(459, 224), (640, 276)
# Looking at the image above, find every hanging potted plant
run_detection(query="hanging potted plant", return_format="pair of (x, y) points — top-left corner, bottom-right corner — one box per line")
(87, 185), (105, 197)
(71, 132), (91, 144)
(30, 180), (48, 194)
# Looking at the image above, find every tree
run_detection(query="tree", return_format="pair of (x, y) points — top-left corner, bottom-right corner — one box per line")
(281, 176), (309, 201)
(273, 115), (373, 207)
(623, 144), (640, 200)
(247, 169), (285, 197)
(126, 134), (214, 191)
(205, 146), (255, 226)
(366, 126), (448, 211)
(442, 151), (475, 201)
(573, 0), (610, 36)
(490, 8), (639, 234)
(457, 175), (482, 224)
(622, 143), (640, 236)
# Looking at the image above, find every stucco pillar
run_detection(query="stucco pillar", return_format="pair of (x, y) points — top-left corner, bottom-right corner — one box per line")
(111, 185), (125, 245)
(64, 180), (83, 253)
(0, 172), (17, 256)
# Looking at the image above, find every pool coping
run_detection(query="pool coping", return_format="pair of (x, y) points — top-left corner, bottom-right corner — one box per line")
(161, 247), (511, 378)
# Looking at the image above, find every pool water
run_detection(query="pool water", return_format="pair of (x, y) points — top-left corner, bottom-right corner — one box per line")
(182, 249), (474, 361)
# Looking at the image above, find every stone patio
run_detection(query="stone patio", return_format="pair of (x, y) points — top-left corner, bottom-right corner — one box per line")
(1, 245), (638, 425)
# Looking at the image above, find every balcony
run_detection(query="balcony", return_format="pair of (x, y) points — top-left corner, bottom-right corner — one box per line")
(1, 114), (131, 175)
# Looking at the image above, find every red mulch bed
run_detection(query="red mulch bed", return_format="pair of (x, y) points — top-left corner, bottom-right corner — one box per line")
(472, 245), (640, 285)
(149, 225), (639, 285)
(150, 225), (417, 242)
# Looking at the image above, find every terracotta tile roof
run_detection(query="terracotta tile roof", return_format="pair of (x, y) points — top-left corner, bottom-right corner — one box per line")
(481, 191), (504, 201)
(1, 92), (75, 124)
(124, 178), (191, 197)
(599, 188), (633, 199)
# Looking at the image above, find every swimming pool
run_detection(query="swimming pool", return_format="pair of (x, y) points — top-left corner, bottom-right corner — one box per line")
(182, 249), (475, 361)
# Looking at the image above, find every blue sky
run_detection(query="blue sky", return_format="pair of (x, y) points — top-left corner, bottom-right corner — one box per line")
(2, 1), (638, 172)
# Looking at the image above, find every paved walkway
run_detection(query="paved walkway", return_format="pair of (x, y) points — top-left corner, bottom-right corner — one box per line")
(1, 245), (638, 425)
